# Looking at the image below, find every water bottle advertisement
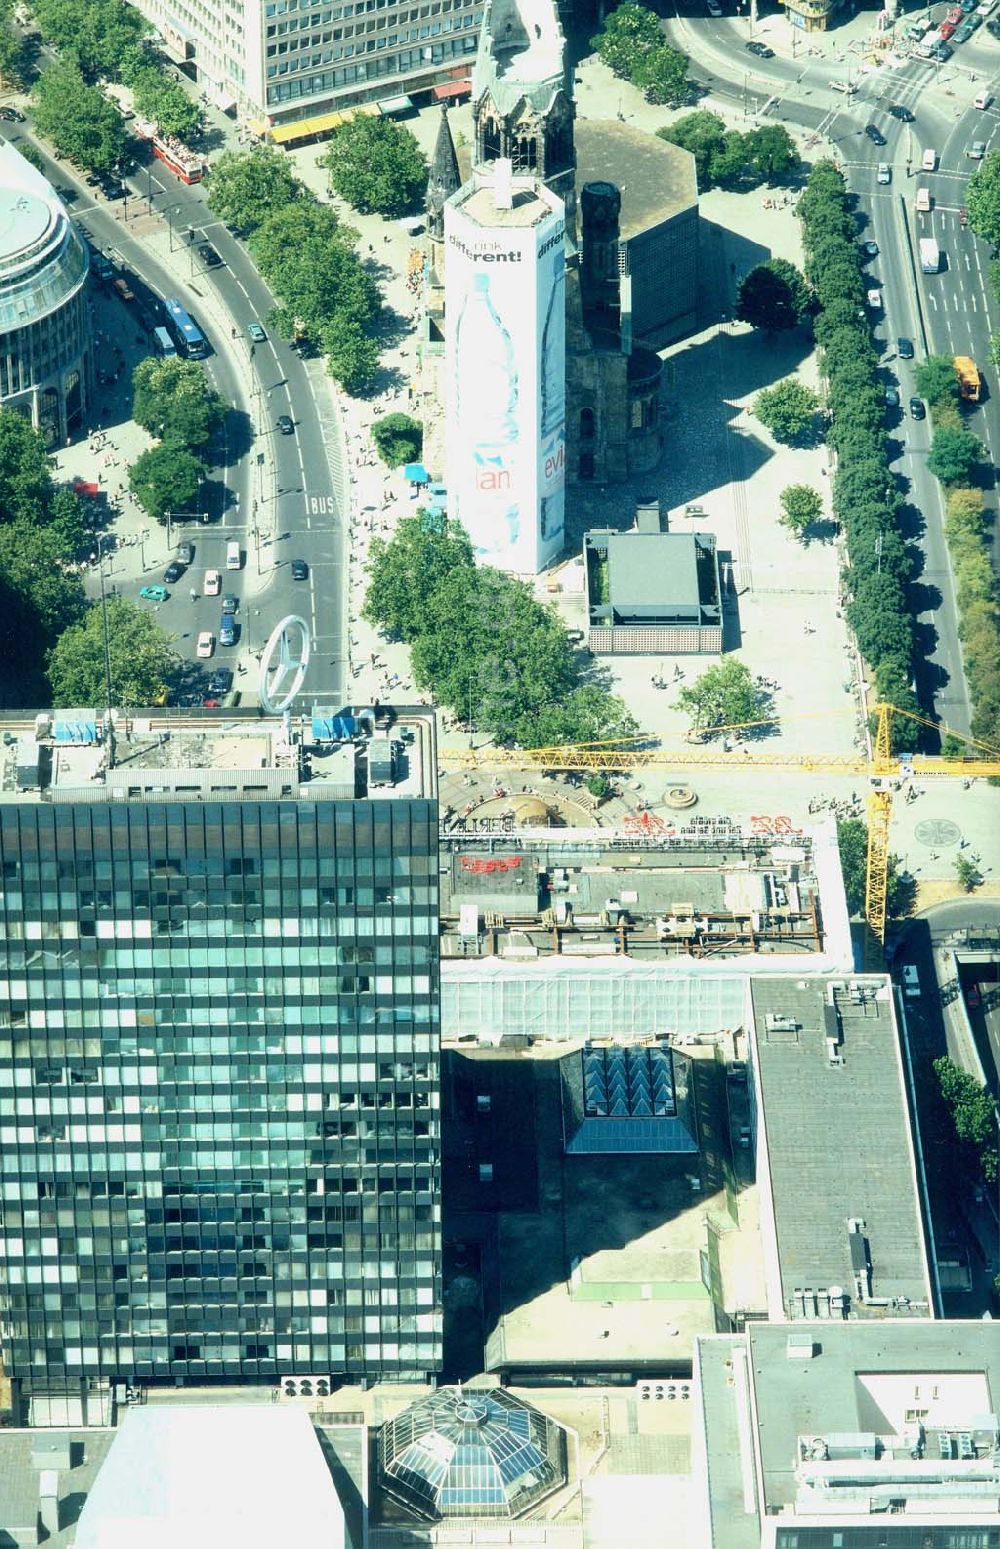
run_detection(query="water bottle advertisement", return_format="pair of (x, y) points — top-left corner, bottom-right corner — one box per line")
(445, 182), (566, 577)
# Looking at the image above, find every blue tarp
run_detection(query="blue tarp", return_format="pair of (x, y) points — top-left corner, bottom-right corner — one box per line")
(312, 713), (357, 743)
(403, 463), (429, 484)
(53, 719), (98, 744)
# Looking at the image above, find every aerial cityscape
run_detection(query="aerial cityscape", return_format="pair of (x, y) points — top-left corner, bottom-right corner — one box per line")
(0, 0), (997, 1540)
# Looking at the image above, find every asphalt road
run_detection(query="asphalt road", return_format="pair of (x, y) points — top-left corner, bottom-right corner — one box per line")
(3, 111), (348, 711)
(662, 4), (998, 739)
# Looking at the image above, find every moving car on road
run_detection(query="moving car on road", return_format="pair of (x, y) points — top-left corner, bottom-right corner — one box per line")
(909, 396), (926, 420)
(248, 322), (267, 343)
(290, 558), (309, 580)
(0, 106), (25, 121)
(865, 123), (887, 146)
(196, 631), (215, 658)
(877, 162), (891, 184)
(203, 568), (221, 596)
(745, 39), (774, 56)
(968, 141), (986, 160)
(198, 243), (222, 267)
(139, 585), (169, 602)
(177, 542), (195, 565)
(276, 414), (295, 435)
(222, 593), (239, 614)
(898, 336), (914, 359)
(163, 560), (185, 583)
(861, 239), (879, 257)
(889, 104), (914, 120)
(219, 613), (237, 647)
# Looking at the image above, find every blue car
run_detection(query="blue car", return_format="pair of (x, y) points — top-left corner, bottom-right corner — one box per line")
(219, 613), (238, 647)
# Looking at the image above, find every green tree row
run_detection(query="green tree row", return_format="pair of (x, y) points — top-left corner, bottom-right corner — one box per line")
(933, 1055), (998, 1185)
(657, 111), (798, 192)
(206, 145), (383, 395)
(363, 518), (637, 747)
(799, 161), (919, 753)
(126, 356), (225, 524)
(591, 2), (690, 108)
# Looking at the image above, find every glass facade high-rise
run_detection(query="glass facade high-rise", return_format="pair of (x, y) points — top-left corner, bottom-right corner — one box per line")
(0, 714), (442, 1409)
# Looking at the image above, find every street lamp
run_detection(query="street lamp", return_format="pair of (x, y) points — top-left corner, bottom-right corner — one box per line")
(138, 527), (150, 571)
(90, 535), (115, 713)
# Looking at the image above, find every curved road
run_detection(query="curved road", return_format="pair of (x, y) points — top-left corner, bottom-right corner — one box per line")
(661, 5), (999, 738)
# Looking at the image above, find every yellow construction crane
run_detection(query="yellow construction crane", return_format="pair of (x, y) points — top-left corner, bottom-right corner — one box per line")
(439, 702), (1000, 967)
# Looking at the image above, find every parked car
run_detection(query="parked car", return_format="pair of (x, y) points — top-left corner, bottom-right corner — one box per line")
(885, 386), (900, 408)
(898, 336), (915, 359)
(222, 593), (239, 615)
(953, 21), (975, 38)
(163, 560), (185, 584)
(930, 40), (953, 58)
(290, 558), (309, 580)
(247, 322), (267, 343)
(139, 585), (169, 602)
(945, 5), (963, 22)
(112, 276), (134, 302)
(206, 669), (233, 696)
(866, 288), (883, 310)
(196, 631), (215, 658)
(909, 396), (926, 419)
(0, 106), (25, 122)
(861, 239), (879, 257)
(276, 414), (294, 435)
(219, 613), (237, 647)
(203, 568), (221, 596)
(865, 123), (887, 146)
(176, 542), (195, 565)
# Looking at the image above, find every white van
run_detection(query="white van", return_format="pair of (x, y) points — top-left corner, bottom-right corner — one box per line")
(831, 79), (858, 95)
(974, 91), (993, 110)
(915, 187), (931, 213)
(901, 965), (920, 999)
(225, 540), (242, 570)
(921, 147), (937, 172)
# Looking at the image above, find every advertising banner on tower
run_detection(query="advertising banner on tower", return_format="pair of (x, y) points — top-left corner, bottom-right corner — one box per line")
(444, 177), (565, 576)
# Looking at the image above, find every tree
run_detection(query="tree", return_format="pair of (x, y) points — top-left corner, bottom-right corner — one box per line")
(47, 595), (175, 708)
(657, 111), (725, 190)
(371, 413), (423, 469)
(33, 59), (127, 172)
(323, 116), (428, 217)
(321, 316), (381, 397)
(846, 572), (914, 668)
(989, 330), (1000, 373)
(746, 124), (797, 183)
(0, 15), (27, 89)
(585, 773), (612, 800)
(32, 0), (151, 81)
(130, 66), (201, 140)
(955, 854), (983, 892)
(677, 658), (761, 733)
(0, 408), (54, 527)
(779, 483), (822, 537)
(48, 487), (88, 558)
(206, 145), (303, 234)
(708, 129), (752, 189)
(752, 378), (820, 443)
(131, 357), (225, 450)
(836, 818), (909, 918)
(129, 445), (205, 523)
(927, 426), (984, 486)
(0, 520), (85, 647)
(737, 260), (810, 332)
(515, 685), (638, 749)
(966, 149), (1000, 250)
(363, 517), (476, 641)
(914, 354), (960, 410)
(591, 3), (688, 106)
(634, 40), (689, 106)
(934, 1056), (998, 1183)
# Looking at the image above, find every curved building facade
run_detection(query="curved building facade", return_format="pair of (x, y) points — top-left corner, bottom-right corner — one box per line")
(0, 144), (92, 446)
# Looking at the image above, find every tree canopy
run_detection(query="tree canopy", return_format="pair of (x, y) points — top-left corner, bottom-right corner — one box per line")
(914, 353), (960, 409)
(657, 114), (797, 192)
(363, 517), (637, 746)
(927, 426), (984, 486)
(47, 595), (175, 708)
(835, 818), (909, 918)
(206, 145), (304, 234)
(934, 1056), (998, 1183)
(737, 259), (811, 331)
(33, 58), (127, 172)
(131, 357), (226, 450)
(0, 410), (54, 527)
(372, 413), (423, 469)
(130, 65), (201, 140)
(676, 658), (762, 733)
(129, 444), (205, 523)
(323, 116), (428, 217)
(779, 483), (822, 538)
(752, 378), (820, 443)
(249, 201), (381, 394)
(32, 0), (151, 81)
(591, 2), (689, 106)
(966, 149), (1000, 250)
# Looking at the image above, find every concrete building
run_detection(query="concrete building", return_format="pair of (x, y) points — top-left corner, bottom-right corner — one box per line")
(584, 499), (722, 655)
(0, 708), (442, 1418)
(0, 144), (92, 447)
(128, 0), (481, 126)
(784, 0), (844, 32)
(693, 1321), (1000, 1549)
(444, 161), (565, 574)
(575, 121), (698, 349)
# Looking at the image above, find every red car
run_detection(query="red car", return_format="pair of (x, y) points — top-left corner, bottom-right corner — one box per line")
(945, 5), (962, 22)
(939, 19), (956, 37)
(966, 983), (981, 1010)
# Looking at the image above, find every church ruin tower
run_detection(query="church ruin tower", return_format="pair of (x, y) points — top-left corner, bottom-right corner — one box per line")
(471, 0), (576, 238)
(426, 106), (462, 281)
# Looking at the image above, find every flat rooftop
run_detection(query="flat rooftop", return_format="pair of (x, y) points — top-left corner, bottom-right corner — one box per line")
(606, 531), (701, 613)
(696, 1322), (1000, 1546)
(0, 705), (437, 803)
(751, 977), (933, 1320)
(575, 121), (698, 241)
